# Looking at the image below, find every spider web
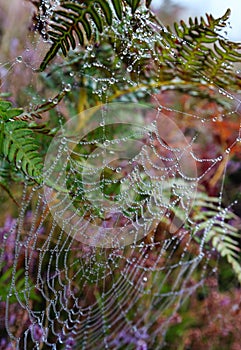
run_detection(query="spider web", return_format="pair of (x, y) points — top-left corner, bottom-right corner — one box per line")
(0, 1), (241, 349)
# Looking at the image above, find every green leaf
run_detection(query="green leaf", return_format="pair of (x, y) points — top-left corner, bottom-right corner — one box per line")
(112, 0), (123, 19)
(0, 100), (23, 121)
(96, 0), (113, 25)
(39, 0), (143, 71)
(131, 0), (141, 13)
(168, 10), (241, 87)
(1, 121), (43, 179)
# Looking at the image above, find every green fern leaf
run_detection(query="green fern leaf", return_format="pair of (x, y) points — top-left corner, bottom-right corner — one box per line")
(39, 0), (143, 71)
(111, 0), (123, 19)
(167, 9), (241, 87)
(191, 193), (241, 283)
(0, 100), (23, 120)
(1, 121), (43, 179)
(126, 0), (141, 13)
(171, 190), (241, 283)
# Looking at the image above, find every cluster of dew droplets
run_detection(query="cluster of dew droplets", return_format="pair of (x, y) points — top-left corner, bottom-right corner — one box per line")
(76, 9), (163, 100)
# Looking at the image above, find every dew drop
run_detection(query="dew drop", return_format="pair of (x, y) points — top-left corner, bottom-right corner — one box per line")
(16, 56), (23, 63)
(64, 84), (71, 92)
(61, 137), (67, 145)
(104, 140), (110, 147)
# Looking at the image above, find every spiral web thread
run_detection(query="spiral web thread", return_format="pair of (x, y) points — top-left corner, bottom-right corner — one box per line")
(0, 1), (241, 349)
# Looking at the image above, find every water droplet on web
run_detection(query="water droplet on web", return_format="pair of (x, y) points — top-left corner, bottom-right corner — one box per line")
(16, 56), (23, 63)
(116, 167), (121, 173)
(64, 84), (71, 92)
(127, 65), (133, 72)
(104, 140), (110, 147)
(143, 276), (148, 282)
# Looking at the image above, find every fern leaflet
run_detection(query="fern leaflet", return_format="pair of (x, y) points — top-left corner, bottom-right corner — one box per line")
(0, 121), (43, 179)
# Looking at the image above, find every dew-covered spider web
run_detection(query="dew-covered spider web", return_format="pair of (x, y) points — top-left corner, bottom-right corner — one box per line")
(0, 1), (241, 349)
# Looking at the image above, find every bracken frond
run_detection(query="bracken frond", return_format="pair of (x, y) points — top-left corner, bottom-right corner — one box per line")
(192, 193), (241, 283)
(39, 0), (145, 71)
(163, 9), (241, 87)
(0, 120), (43, 179)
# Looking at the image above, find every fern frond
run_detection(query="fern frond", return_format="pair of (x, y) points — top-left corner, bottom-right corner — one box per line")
(165, 9), (241, 87)
(44, 8), (241, 107)
(0, 121), (43, 179)
(166, 188), (241, 282)
(191, 193), (241, 283)
(39, 0), (143, 71)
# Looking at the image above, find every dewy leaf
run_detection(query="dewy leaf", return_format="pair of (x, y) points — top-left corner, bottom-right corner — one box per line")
(96, 0), (113, 25)
(110, 0), (123, 19)
(188, 192), (241, 283)
(164, 9), (241, 87)
(39, 0), (143, 71)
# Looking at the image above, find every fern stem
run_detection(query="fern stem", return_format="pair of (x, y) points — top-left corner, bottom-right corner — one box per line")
(108, 80), (216, 101)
